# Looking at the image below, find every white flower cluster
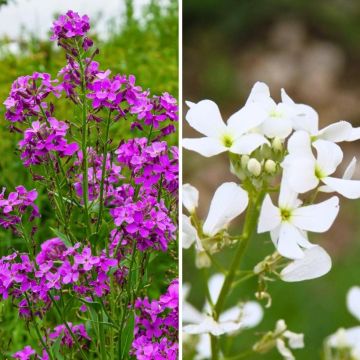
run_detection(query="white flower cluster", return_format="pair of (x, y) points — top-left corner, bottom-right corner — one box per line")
(183, 81), (360, 278)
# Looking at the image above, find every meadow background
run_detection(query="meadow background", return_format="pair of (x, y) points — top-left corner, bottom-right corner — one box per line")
(0, 0), (178, 354)
(183, 1), (360, 359)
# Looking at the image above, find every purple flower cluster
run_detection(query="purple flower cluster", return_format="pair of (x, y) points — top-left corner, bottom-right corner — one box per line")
(109, 193), (176, 252)
(73, 148), (123, 201)
(0, 238), (118, 318)
(4, 73), (61, 123)
(132, 279), (178, 360)
(115, 137), (178, 195)
(50, 10), (90, 42)
(19, 118), (79, 167)
(12, 323), (90, 359)
(0, 186), (39, 230)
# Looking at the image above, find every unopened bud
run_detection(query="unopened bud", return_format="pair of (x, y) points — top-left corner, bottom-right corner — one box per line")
(241, 155), (250, 169)
(264, 159), (277, 174)
(247, 158), (262, 177)
(272, 137), (283, 152)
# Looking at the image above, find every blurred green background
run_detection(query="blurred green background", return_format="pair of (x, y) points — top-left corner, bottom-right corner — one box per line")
(0, 0), (178, 355)
(183, 0), (360, 358)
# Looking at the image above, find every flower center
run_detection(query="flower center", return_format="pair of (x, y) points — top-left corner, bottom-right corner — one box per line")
(269, 108), (283, 119)
(315, 164), (326, 179)
(281, 208), (292, 222)
(222, 134), (234, 148)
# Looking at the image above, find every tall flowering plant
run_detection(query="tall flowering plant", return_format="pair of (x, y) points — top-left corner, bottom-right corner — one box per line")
(2, 10), (178, 360)
(182, 82), (360, 359)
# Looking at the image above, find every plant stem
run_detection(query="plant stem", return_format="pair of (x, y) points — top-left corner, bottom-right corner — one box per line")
(211, 335), (220, 360)
(49, 292), (89, 360)
(95, 109), (112, 239)
(211, 190), (265, 359)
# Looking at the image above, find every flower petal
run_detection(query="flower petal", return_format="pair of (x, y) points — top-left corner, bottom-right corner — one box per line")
(183, 183), (199, 213)
(287, 130), (313, 158)
(227, 103), (267, 135)
(279, 176), (300, 210)
(183, 137), (227, 157)
(203, 182), (248, 236)
(313, 140), (343, 176)
(318, 121), (353, 142)
(230, 133), (269, 155)
(261, 118), (293, 139)
(347, 127), (360, 142)
(282, 156), (318, 193)
(208, 273), (224, 305)
(182, 215), (199, 249)
(245, 81), (271, 104)
(280, 246), (332, 282)
(343, 157), (357, 180)
(276, 338), (295, 360)
(322, 176), (360, 199)
(277, 223), (306, 259)
(241, 301), (263, 328)
(185, 99), (227, 137)
(258, 194), (281, 233)
(347, 286), (360, 322)
(291, 196), (339, 232)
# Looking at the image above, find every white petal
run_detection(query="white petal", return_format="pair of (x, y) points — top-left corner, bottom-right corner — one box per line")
(185, 100), (196, 108)
(277, 223), (306, 259)
(328, 327), (360, 348)
(230, 133), (269, 155)
(183, 316), (241, 336)
(313, 140), (343, 176)
(203, 183), (248, 236)
(227, 103), (267, 135)
(284, 331), (305, 349)
(279, 176), (299, 210)
(183, 301), (205, 324)
(182, 215), (199, 249)
(195, 335), (211, 360)
(183, 137), (227, 157)
(276, 338), (295, 360)
(291, 196), (339, 232)
(287, 130), (313, 158)
(347, 127), (360, 142)
(208, 273), (225, 305)
(258, 194), (281, 233)
(282, 156), (318, 193)
(280, 88), (295, 105)
(185, 99), (227, 137)
(183, 183), (199, 213)
(323, 177), (360, 199)
(291, 104), (319, 135)
(343, 157), (357, 180)
(261, 117), (293, 139)
(241, 301), (264, 328)
(245, 82), (271, 104)
(318, 121), (353, 142)
(347, 287), (360, 322)
(280, 246), (332, 282)
(219, 307), (241, 323)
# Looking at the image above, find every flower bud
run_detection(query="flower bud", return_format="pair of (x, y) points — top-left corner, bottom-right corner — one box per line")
(264, 159), (277, 174)
(247, 158), (262, 177)
(195, 251), (211, 268)
(241, 155), (249, 169)
(272, 137), (283, 152)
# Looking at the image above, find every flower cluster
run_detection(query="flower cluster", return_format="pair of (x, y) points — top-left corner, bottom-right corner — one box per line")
(50, 10), (90, 43)
(183, 81), (360, 359)
(0, 186), (39, 230)
(19, 118), (79, 167)
(4, 73), (61, 123)
(0, 238), (117, 318)
(132, 279), (178, 360)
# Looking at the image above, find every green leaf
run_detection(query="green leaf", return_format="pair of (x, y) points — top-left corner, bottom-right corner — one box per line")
(49, 227), (72, 248)
(121, 313), (135, 359)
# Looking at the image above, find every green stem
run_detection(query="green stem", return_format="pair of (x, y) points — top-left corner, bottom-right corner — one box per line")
(211, 335), (220, 360)
(49, 293), (89, 360)
(214, 190), (265, 320)
(95, 109), (112, 239)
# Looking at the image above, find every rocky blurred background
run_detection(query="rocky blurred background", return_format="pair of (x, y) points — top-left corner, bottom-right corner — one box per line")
(183, 1), (360, 358)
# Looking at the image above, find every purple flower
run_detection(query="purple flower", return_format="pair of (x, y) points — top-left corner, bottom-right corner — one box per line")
(12, 346), (36, 360)
(50, 10), (90, 42)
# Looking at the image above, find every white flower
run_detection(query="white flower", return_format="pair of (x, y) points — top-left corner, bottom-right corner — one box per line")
(347, 286), (360, 322)
(182, 182), (249, 242)
(258, 177), (339, 259)
(280, 246), (332, 282)
(281, 88), (357, 142)
(183, 99), (269, 157)
(183, 183), (199, 213)
(283, 130), (360, 198)
(246, 82), (316, 139)
(183, 274), (263, 338)
(182, 214), (202, 250)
